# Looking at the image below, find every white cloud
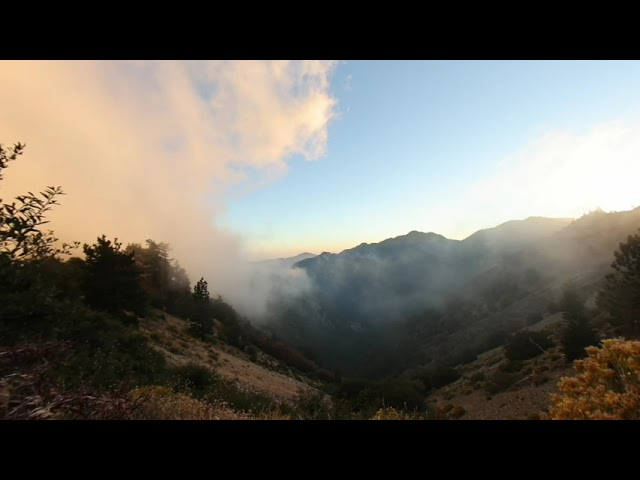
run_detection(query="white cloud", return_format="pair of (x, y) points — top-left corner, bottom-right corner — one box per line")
(467, 119), (640, 223)
(0, 60), (338, 308)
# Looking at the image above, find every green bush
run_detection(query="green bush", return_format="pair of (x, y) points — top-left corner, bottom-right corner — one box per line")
(291, 388), (334, 420)
(51, 308), (169, 390)
(168, 363), (279, 414)
(470, 372), (487, 383)
(170, 363), (220, 399)
(438, 403), (466, 419)
(505, 331), (553, 361)
(560, 319), (600, 362)
(415, 366), (460, 390)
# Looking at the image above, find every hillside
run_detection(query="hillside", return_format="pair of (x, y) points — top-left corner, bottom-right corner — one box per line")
(426, 312), (573, 420)
(264, 208), (640, 377)
(140, 310), (316, 402)
(2, 141), (638, 419)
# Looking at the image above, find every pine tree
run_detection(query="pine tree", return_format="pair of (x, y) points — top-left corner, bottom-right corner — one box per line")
(559, 286), (600, 361)
(192, 277), (212, 339)
(83, 235), (148, 315)
(125, 240), (191, 314)
(193, 277), (209, 302)
(597, 229), (640, 333)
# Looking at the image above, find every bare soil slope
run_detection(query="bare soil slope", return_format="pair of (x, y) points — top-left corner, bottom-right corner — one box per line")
(140, 311), (315, 402)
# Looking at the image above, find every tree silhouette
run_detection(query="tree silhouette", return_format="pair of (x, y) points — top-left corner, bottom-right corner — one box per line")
(192, 277), (212, 339)
(0, 143), (77, 261)
(125, 240), (191, 314)
(559, 286), (599, 361)
(597, 229), (640, 333)
(83, 235), (148, 315)
(193, 277), (209, 302)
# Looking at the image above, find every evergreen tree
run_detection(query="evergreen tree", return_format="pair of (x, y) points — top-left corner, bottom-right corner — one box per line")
(193, 277), (209, 302)
(559, 286), (600, 361)
(597, 229), (640, 333)
(83, 235), (148, 315)
(125, 240), (191, 315)
(192, 277), (212, 338)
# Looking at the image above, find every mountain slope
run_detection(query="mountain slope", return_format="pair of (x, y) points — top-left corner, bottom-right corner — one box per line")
(140, 310), (318, 402)
(265, 208), (640, 377)
(462, 217), (573, 252)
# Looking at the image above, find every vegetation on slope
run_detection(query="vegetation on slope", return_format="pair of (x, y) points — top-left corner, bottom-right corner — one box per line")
(545, 339), (640, 420)
(2, 140), (639, 420)
(0, 142), (331, 419)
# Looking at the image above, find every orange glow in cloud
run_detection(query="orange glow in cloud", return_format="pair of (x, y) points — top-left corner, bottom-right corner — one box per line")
(0, 60), (338, 299)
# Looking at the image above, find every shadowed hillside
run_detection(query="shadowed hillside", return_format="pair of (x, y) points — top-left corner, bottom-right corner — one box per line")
(263, 208), (640, 377)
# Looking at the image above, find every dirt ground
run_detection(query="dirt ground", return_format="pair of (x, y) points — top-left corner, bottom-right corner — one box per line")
(140, 311), (314, 402)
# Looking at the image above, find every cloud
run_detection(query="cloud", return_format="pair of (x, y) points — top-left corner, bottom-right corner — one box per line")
(0, 60), (338, 310)
(238, 262), (313, 322)
(467, 119), (640, 223)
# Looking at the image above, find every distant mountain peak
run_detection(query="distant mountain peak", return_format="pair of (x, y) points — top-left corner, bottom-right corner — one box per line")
(382, 230), (450, 244)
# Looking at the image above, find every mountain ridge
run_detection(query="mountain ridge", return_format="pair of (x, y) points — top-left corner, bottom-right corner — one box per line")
(266, 207), (640, 376)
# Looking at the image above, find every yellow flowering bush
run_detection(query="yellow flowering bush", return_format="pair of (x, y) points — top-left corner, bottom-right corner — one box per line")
(370, 406), (427, 420)
(545, 338), (640, 420)
(129, 386), (252, 420)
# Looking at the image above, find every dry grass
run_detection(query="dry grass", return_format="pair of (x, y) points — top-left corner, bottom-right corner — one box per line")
(128, 386), (294, 420)
(428, 344), (574, 420)
(370, 406), (428, 420)
(129, 386), (253, 420)
(139, 311), (314, 402)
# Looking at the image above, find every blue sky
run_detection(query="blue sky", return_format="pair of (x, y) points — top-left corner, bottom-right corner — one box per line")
(5, 60), (639, 268)
(219, 61), (640, 258)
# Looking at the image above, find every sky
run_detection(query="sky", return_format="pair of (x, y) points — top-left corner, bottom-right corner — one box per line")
(2, 60), (640, 275)
(220, 60), (640, 258)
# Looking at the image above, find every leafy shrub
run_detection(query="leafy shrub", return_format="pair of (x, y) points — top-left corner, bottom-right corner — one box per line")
(212, 382), (278, 414)
(449, 405), (466, 419)
(437, 403), (466, 419)
(246, 344), (259, 363)
(170, 363), (219, 399)
(379, 379), (426, 411)
(596, 229), (640, 333)
(129, 386), (251, 420)
(415, 366), (460, 391)
(167, 362), (277, 413)
(504, 331), (553, 361)
(370, 406), (427, 420)
(545, 338), (640, 420)
(559, 318), (600, 362)
(557, 285), (600, 361)
(290, 388), (333, 420)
